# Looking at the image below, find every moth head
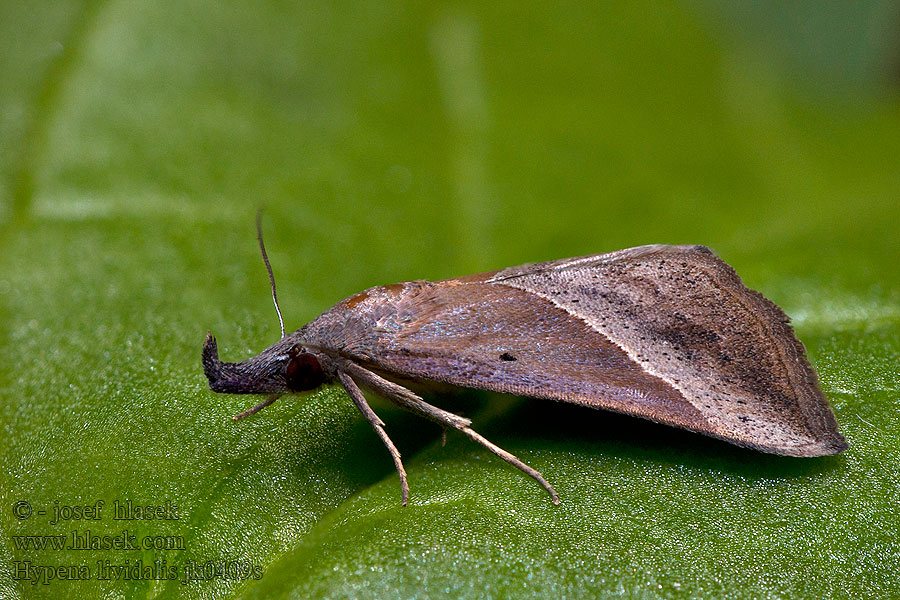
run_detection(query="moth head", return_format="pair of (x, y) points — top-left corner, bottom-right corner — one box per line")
(201, 332), (327, 394)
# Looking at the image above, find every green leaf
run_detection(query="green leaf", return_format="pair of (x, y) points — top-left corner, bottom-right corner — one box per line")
(2, 2), (898, 599)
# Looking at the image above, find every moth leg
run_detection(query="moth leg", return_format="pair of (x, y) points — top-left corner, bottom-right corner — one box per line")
(339, 360), (559, 505)
(233, 393), (282, 421)
(459, 428), (559, 505)
(337, 370), (410, 506)
(338, 360), (471, 428)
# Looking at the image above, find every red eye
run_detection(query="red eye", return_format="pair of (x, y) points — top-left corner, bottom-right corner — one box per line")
(285, 350), (325, 391)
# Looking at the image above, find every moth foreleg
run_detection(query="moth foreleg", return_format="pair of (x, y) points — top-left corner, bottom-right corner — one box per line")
(233, 393), (282, 421)
(339, 360), (559, 505)
(337, 370), (410, 506)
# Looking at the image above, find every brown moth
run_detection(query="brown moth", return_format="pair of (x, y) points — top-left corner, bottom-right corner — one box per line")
(202, 229), (847, 505)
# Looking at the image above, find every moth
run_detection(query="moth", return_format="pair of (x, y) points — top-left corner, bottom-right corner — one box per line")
(202, 221), (847, 505)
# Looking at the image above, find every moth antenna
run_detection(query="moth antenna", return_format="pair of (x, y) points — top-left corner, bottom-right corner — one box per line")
(256, 209), (285, 338)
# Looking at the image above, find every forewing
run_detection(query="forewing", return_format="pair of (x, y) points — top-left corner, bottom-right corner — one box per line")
(324, 245), (845, 457)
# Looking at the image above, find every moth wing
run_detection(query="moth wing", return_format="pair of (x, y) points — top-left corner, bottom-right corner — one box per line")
(328, 245), (845, 457)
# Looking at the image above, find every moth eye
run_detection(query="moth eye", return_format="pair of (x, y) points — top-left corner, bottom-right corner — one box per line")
(285, 350), (325, 391)
(499, 352), (517, 362)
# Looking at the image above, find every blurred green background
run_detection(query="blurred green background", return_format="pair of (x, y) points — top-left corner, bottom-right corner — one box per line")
(2, 1), (899, 598)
